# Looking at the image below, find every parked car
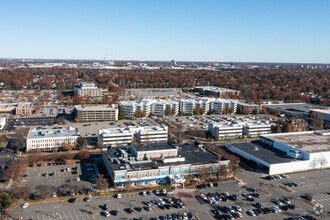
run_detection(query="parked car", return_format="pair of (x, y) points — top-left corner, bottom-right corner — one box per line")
(22, 203), (29, 208)
(102, 211), (110, 217)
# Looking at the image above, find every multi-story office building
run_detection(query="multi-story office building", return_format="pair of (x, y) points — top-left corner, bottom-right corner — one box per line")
(244, 121), (272, 137)
(98, 125), (168, 147)
(151, 100), (179, 116)
(26, 127), (79, 152)
(98, 127), (137, 147)
(137, 125), (168, 143)
(74, 105), (118, 122)
(179, 99), (195, 115)
(119, 98), (237, 117)
(237, 102), (261, 114)
(209, 122), (244, 140)
(210, 99), (237, 114)
(74, 82), (103, 97)
(101, 142), (230, 187)
(209, 119), (271, 140)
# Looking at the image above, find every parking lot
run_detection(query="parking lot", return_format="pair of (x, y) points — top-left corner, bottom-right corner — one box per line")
(265, 169), (330, 209)
(8, 190), (198, 220)
(24, 160), (97, 192)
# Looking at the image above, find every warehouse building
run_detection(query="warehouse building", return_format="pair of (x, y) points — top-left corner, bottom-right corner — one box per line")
(226, 130), (330, 175)
(101, 142), (230, 187)
(26, 127), (79, 152)
(74, 105), (118, 122)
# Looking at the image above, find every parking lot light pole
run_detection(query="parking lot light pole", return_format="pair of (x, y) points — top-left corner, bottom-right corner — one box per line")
(301, 176), (304, 187)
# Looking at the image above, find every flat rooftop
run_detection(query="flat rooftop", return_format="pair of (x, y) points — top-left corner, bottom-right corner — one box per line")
(229, 141), (297, 164)
(133, 143), (174, 152)
(74, 105), (117, 111)
(194, 86), (239, 92)
(263, 103), (323, 115)
(103, 143), (225, 171)
(27, 127), (79, 139)
(262, 131), (330, 153)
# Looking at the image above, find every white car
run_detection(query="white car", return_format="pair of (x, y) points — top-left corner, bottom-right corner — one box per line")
(76, 177), (80, 182)
(67, 168), (70, 172)
(116, 194), (121, 199)
(283, 197), (291, 204)
(22, 203), (29, 208)
(275, 199), (283, 206)
(19, 179), (27, 183)
(103, 211), (110, 217)
(209, 183), (214, 188)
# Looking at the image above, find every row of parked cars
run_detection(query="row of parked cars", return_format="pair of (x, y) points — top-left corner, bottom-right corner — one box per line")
(200, 192), (238, 204)
(246, 199), (296, 218)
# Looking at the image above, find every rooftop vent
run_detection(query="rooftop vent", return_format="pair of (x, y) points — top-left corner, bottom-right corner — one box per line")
(253, 147), (259, 151)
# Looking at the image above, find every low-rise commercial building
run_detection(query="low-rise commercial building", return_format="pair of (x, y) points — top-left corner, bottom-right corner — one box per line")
(101, 142), (230, 187)
(16, 102), (33, 115)
(74, 82), (103, 97)
(193, 86), (240, 98)
(26, 127), (79, 152)
(226, 130), (330, 175)
(74, 105), (118, 122)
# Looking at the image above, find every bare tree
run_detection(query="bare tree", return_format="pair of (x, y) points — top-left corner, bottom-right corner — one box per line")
(10, 184), (32, 200)
(10, 127), (29, 150)
(96, 174), (108, 192)
(6, 159), (26, 182)
(124, 180), (133, 191)
(317, 156), (328, 169)
(76, 149), (90, 160)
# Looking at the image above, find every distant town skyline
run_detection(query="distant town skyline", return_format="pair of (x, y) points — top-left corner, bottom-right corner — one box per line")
(1, 0), (330, 63)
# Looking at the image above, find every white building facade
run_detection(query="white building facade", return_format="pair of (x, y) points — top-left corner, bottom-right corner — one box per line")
(26, 127), (79, 152)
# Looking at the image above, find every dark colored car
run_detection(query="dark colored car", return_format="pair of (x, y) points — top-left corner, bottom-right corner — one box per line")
(134, 207), (142, 212)
(111, 210), (118, 215)
(127, 208), (134, 213)
(68, 198), (77, 203)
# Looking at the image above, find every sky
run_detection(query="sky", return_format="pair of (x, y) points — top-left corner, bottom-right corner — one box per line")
(0, 0), (330, 63)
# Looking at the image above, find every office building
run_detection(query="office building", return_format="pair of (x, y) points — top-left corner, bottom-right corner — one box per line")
(209, 119), (271, 140)
(101, 142), (230, 187)
(74, 105), (118, 122)
(98, 125), (168, 147)
(74, 82), (103, 97)
(26, 127), (79, 152)
(237, 102), (261, 114)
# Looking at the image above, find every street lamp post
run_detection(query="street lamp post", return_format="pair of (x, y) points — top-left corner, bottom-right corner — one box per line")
(301, 176), (305, 187)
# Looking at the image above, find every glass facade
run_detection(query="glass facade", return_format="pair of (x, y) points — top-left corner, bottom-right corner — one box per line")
(181, 167), (189, 173)
(171, 168), (179, 174)
(160, 169), (169, 175)
(115, 173), (125, 180)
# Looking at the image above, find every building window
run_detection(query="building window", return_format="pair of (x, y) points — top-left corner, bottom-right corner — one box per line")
(181, 167), (189, 173)
(170, 168), (179, 175)
(115, 173), (125, 180)
(160, 169), (169, 175)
